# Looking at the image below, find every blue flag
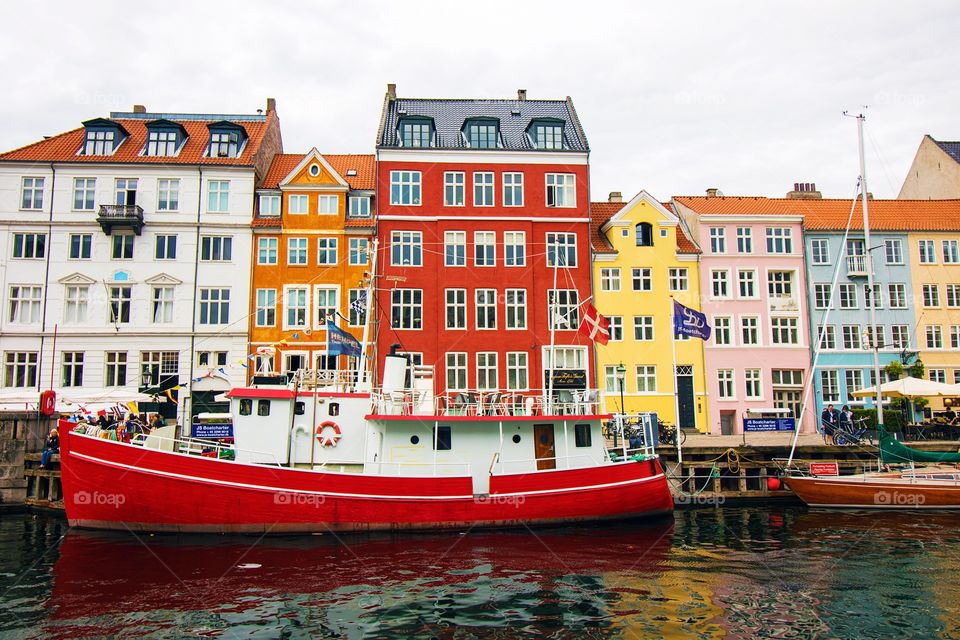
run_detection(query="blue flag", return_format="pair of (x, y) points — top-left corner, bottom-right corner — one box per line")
(673, 300), (711, 340)
(326, 321), (362, 357)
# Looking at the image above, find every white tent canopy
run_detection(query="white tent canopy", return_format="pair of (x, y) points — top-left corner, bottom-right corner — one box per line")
(851, 376), (960, 399)
(0, 388), (157, 413)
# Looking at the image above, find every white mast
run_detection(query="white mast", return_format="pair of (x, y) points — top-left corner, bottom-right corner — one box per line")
(357, 237), (378, 391)
(670, 298), (683, 465)
(545, 251), (560, 414)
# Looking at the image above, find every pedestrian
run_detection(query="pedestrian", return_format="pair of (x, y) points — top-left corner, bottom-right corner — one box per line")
(820, 403), (839, 445)
(39, 428), (59, 469)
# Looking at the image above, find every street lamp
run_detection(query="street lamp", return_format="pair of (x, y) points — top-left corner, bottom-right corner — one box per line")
(616, 362), (627, 415)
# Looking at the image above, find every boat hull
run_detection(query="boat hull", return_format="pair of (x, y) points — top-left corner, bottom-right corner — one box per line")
(786, 473), (960, 509)
(60, 428), (673, 533)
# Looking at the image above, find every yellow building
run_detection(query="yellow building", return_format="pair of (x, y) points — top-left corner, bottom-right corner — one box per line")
(591, 191), (708, 431)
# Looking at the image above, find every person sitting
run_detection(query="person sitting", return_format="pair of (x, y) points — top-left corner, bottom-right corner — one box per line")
(820, 404), (839, 445)
(150, 414), (165, 431)
(39, 428), (59, 469)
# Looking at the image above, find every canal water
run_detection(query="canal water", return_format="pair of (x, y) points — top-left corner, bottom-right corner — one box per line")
(1, 507), (959, 639)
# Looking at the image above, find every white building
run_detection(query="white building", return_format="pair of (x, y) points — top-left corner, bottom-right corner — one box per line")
(0, 100), (283, 421)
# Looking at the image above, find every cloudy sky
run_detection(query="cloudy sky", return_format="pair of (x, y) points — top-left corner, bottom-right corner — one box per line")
(0, 1), (954, 201)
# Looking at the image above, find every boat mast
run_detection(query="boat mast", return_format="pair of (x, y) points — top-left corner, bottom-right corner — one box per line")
(357, 237), (379, 391)
(545, 249), (560, 414)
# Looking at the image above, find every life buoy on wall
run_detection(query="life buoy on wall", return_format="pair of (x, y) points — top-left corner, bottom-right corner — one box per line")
(316, 421), (342, 448)
(39, 389), (57, 416)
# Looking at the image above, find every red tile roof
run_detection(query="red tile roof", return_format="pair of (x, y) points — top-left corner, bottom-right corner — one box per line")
(261, 153), (375, 190)
(590, 202), (700, 255)
(252, 217), (282, 228)
(0, 117), (271, 166)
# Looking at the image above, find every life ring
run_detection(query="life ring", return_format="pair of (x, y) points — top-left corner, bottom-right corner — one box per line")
(316, 421), (342, 448)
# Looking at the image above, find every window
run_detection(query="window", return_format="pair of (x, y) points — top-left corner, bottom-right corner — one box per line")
(841, 325), (861, 350)
(668, 268), (688, 292)
(473, 172), (495, 206)
(885, 239), (903, 264)
(399, 120), (433, 148)
(108, 286), (131, 324)
(391, 289), (422, 329)
(711, 270), (729, 298)
(717, 369), (735, 399)
(317, 237), (338, 265)
(314, 287), (337, 326)
(390, 171), (421, 205)
(811, 238), (830, 264)
(736, 227), (753, 253)
(738, 270), (756, 298)
(767, 271), (793, 298)
(257, 400), (271, 417)
(61, 352), (83, 387)
(69, 234), (92, 260)
(287, 237), (308, 265)
(445, 289), (466, 329)
(889, 283), (907, 308)
(838, 283), (857, 309)
(476, 352), (498, 390)
(951, 326), (960, 350)
(923, 284), (940, 308)
(318, 195), (338, 215)
(348, 289), (366, 327)
(945, 240), (960, 264)
(709, 227), (726, 253)
(285, 194), (309, 215)
(504, 231), (525, 267)
(600, 268), (621, 292)
(771, 317), (799, 344)
(475, 231), (496, 266)
(64, 285), (88, 323)
(864, 284), (882, 308)
(445, 231), (465, 266)
(433, 425), (452, 451)
(546, 233), (577, 267)
(532, 123), (564, 150)
(73, 178), (96, 210)
(632, 268), (652, 291)
(818, 325), (836, 350)
(21, 177), (44, 210)
(197, 351), (228, 368)
(152, 286), (174, 323)
(813, 283), (832, 309)
(391, 231), (422, 266)
(865, 325), (885, 349)
(505, 289), (527, 330)
(503, 173), (524, 207)
(205, 180), (229, 212)
(199, 288), (229, 324)
(713, 316), (733, 346)
(636, 223), (653, 247)
(847, 238), (865, 258)
(3, 352), (38, 388)
(507, 352), (528, 390)
(12, 233), (46, 259)
(444, 172), (465, 206)
(930, 369), (947, 384)
(604, 365), (621, 394)
(475, 289), (497, 329)
(348, 196), (371, 217)
(157, 179), (179, 211)
(772, 370), (803, 387)
(549, 290), (579, 330)
(766, 227), (793, 253)
(636, 365), (657, 393)
(209, 131), (240, 157)
(821, 370), (839, 403)
(745, 369), (762, 399)
(608, 316), (623, 341)
(845, 369), (864, 396)
(257, 237), (277, 265)
(927, 325), (943, 349)
(104, 352), (127, 386)
(111, 234), (134, 260)
(8, 286), (42, 323)
(545, 173), (576, 207)
(284, 353), (306, 374)
(348, 238), (369, 266)
(919, 240), (936, 264)
(259, 194), (280, 216)
(84, 129), (115, 155)
(890, 325), (909, 349)
(467, 121), (499, 148)
(201, 236), (232, 261)
(633, 316), (654, 341)
(947, 284), (960, 308)
(741, 316), (760, 345)
(446, 353), (467, 391)
(255, 289), (276, 327)
(285, 287), (308, 328)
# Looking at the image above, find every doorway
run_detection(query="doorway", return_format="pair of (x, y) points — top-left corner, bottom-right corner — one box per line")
(533, 424), (556, 470)
(675, 366), (695, 429)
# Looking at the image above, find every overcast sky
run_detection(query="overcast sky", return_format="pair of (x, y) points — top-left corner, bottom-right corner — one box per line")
(0, 1), (954, 201)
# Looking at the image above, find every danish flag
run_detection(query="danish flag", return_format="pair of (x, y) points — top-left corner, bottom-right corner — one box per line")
(577, 303), (610, 345)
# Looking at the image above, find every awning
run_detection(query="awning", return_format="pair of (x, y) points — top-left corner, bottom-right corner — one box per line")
(851, 377), (960, 399)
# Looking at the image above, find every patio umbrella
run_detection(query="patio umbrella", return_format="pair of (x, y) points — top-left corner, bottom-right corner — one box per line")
(851, 376), (960, 399)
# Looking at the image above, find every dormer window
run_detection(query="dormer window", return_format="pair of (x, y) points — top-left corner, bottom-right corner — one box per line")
(206, 121), (248, 158)
(81, 119), (127, 156)
(464, 119), (500, 149)
(144, 119), (187, 157)
(527, 119), (566, 150)
(398, 117), (434, 148)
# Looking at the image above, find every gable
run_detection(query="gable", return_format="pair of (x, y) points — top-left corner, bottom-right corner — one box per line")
(144, 273), (183, 286)
(58, 272), (96, 285)
(280, 148), (349, 189)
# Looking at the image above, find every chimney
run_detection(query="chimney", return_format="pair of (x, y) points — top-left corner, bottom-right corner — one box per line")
(132, 104), (146, 114)
(517, 89), (527, 101)
(608, 191), (623, 203)
(786, 181), (822, 199)
(386, 83), (397, 101)
(266, 97), (276, 113)
(705, 188), (721, 197)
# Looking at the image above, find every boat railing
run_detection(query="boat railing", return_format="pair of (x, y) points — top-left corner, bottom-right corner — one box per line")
(366, 460), (472, 477)
(294, 368), (361, 392)
(370, 388), (604, 417)
(128, 432), (284, 467)
(610, 413), (658, 460)
(493, 453), (606, 475)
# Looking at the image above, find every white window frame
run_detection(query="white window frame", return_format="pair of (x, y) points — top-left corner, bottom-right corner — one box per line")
(287, 237), (308, 265)
(473, 172), (495, 207)
(444, 172), (465, 207)
(283, 286), (309, 330)
(545, 173), (576, 208)
(316, 237), (338, 266)
(207, 180), (230, 213)
(474, 231), (496, 267)
(504, 231), (525, 267)
(445, 231), (466, 267)
(475, 288), (497, 330)
(255, 288), (276, 327)
(503, 172), (524, 207)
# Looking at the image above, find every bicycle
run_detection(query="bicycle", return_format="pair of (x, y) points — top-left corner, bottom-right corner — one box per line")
(835, 416), (872, 446)
(657, 420), (687, 446)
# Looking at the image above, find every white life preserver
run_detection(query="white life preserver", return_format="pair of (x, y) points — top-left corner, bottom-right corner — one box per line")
(316, 421), (342, 448)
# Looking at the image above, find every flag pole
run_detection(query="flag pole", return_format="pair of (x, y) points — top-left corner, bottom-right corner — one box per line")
(545, 252), (560, 414)
(670, 297), (684, 467)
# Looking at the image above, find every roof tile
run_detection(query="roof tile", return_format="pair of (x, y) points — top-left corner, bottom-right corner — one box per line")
(590, 202), (700, 255)
(261, 153), (374, 190)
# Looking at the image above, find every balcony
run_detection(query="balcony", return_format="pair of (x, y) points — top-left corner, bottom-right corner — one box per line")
(769, 295), (799, 313)
(846, 254), (868, 277)
(97, 204), (144, 235)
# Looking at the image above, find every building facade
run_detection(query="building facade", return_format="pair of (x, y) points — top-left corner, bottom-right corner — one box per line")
(591, 191), (708, 430)
(374, 85), (594, 399)
(0, 101), (282, 420)
(899, 135), (960, 199)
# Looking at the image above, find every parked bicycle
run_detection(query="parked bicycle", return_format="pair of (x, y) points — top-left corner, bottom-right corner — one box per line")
(657, 420), (686, 446)
(835, 416), (872, 446)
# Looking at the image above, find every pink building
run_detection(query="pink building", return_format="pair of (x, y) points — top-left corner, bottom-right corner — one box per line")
(673, 196), (814, 435)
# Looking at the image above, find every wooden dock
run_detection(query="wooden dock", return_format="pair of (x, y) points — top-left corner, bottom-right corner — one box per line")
(23, 453), (63, 510)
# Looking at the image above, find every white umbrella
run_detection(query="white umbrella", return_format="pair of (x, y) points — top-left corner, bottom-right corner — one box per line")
(850, 376), (960, 399)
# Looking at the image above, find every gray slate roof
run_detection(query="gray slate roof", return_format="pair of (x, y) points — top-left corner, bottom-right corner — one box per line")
(933, 137), (960, 164)
(377, 97), (588, 152)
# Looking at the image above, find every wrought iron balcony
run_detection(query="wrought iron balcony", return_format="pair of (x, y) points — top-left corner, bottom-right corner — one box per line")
(846, 254), (868, 277)
(97, 204), (144, 235)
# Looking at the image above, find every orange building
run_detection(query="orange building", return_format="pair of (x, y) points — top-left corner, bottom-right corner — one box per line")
(250, 149), (375, 379)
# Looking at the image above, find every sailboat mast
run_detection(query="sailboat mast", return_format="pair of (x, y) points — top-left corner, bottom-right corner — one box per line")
(857, 113), (885, 428)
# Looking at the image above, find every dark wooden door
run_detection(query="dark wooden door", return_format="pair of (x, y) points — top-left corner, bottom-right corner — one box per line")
(534, 424), (556, 470)
(676, 375), (696, 429)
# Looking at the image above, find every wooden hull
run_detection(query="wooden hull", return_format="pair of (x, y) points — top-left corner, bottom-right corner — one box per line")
(60, 428), (673, 533)
(786, 473), (960, 509)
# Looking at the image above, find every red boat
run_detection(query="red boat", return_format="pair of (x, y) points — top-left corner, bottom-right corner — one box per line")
(60, 355), (672, 533)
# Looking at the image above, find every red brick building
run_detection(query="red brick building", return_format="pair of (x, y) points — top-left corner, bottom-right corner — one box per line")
(374, 85), (593, 398)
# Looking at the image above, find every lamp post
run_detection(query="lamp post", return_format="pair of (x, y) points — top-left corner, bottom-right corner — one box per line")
(616, 362), (627, 415)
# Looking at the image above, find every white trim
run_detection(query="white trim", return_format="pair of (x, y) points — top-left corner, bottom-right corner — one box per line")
(378, 215), (589, 223)
(377, 149), (588, 165)
(279, 148), (350, 188)
(696, 214), (804, 223)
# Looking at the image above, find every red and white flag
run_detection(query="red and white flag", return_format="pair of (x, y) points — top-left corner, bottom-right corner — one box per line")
(578, 303), (610, 345)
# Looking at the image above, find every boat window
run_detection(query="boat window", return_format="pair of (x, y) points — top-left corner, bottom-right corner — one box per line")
(294, 401), (305, 415)
(433, 425), (452, 451)
(512, 434), (521, 444)
(410, 435), (420, 445)
(574, 423), (592, 448)
(239, 399), (252, 416)
(329, 403), (339, 416)
(257, 400), (271, 416)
